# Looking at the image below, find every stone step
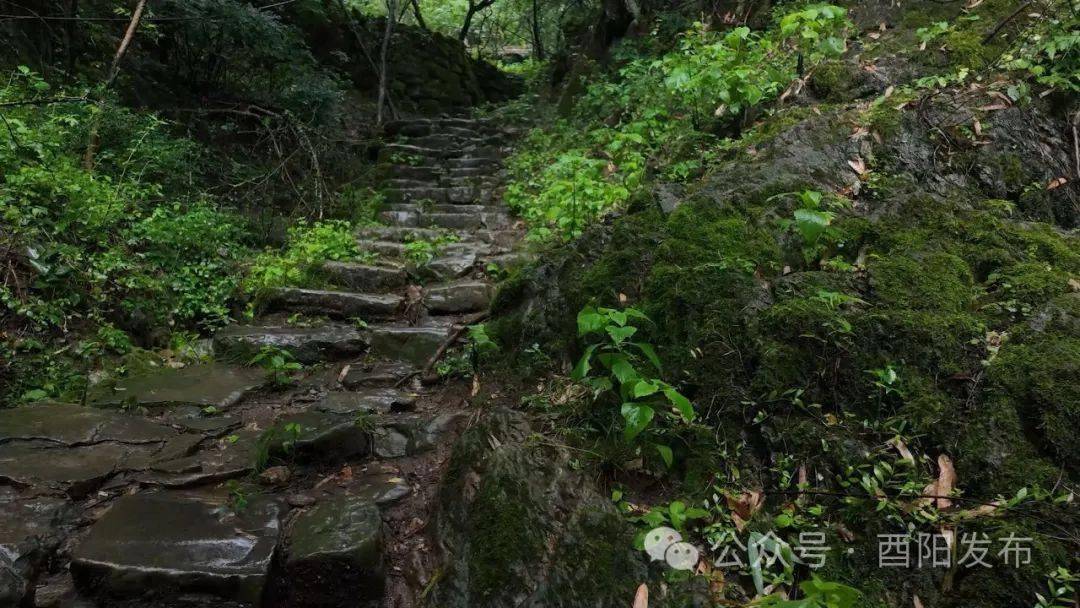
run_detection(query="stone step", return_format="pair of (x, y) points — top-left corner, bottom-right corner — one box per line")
(384, 203), (501, 215)
(378, 143), (444, 162)
(388, 176), (500, 191)
(366, 325), (449, 365)
(322, 260), (408, 291)
(70, 492), (282, 605)
(444, 157), (502, 170)
(382, 165), (442, 181)
(422, 251), (479, 281)
(213, 323), (366, 364)
(404, 133), (504, 150)
(424, 280), (494, 314)
(340, 361), (417, 389)
(378, 210), (511, 231)
(90, 363), (264, 410)
(266, 288), (403, 320)
(283, 496), (384, 606)
(313, 387), (416, 414)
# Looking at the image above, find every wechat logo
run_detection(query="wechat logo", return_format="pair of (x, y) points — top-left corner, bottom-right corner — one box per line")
(644, 527), (700, 570)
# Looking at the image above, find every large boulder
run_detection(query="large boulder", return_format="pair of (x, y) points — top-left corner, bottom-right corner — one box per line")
(429, 410), (648, 608)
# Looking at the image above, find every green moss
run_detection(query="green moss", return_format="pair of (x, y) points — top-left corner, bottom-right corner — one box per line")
(990, 335), (1080, 463)
(870, 252), (975, 312)
(466, 471), (546, 602)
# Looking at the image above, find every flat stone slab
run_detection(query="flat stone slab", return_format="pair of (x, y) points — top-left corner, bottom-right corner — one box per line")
(419, 252), (477, 281)
(71, 492), (282, 605)
(314, 388), (416, 415)
(213, 324), (367, 364)
(0, 402), (176, 446)
(341, 361), (416, 389)
(424, 280), (493, 314)
(285, 496), (384, 606)
(372, 413), (467, 459)
(366, 325), (448, 365)
(0, 441), (157, 497)
(274, 412), (371, 461)
(266, 288), (403, 320)
(0, 488), (70, 606)
(322, 261), (408, 291)
(91, 363), (263, 410)
(144, 430), (258, 488)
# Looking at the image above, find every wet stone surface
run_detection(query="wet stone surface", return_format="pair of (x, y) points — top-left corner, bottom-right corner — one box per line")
(313, 388), (416, 415)
(213, 324), (367, 364)
(0, 488), (71, 606)
(90, 364), (264, 410)
(70, 492), (282, 605)
(284, 496), (384, 607)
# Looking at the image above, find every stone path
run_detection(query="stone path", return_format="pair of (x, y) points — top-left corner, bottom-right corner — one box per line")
(0, 115), (524, 607)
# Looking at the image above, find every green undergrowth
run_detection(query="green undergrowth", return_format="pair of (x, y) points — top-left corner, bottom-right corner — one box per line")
(484, 3), (1080, 602)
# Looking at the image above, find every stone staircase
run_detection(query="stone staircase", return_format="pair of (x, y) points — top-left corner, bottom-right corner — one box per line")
(0, 115), (525, 607)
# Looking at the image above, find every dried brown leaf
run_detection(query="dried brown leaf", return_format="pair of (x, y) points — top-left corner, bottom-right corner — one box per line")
(935, 454), (957, 509)
(633, 583), (649, 608)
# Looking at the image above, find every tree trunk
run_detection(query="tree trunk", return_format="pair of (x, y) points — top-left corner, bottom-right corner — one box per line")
(459, 2), (476, 42)
(410, 0), (427, 30)
(376, 0), (397, 125)
(83, 0), (147, 171)
(531, 0), (545, 60)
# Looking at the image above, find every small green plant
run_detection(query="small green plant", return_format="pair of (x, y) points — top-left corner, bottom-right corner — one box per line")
(225, 480), (249, 513)
(253, 421), (304, 471)
(403, 233), (459, 265)
(774, 190), (843, 264)
(638, 499), (710, 532)
(1035, 567), (1078, 608)
(755, 575), (861, 608)
(250, 346), (303, 389)
(572, 305), (693, 466)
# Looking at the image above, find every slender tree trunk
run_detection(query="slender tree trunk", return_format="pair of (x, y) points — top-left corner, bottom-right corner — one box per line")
(459, 2), (476, 42)
(530, 0), (544, 60)
(83, 0), (147, 171)
(410, 0), (428, 30)
(376, 0), (397, 125)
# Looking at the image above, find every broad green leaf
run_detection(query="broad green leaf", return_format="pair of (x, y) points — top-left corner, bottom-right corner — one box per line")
(655, 443), (674, 468)
(606, 325), (637, 344)
(572, 344), (598, 380)
(621, 403), (654, 440)
(632, 379), (661, 398)
(577, 306), (606, 335)
(632, 342), (663, 372)
(610, 356), (640, 384)
(664, 388), (695, 422)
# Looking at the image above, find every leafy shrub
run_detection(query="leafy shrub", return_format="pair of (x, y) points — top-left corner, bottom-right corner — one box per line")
(1, 68), (246, 401)
(246, 219), (361, 293)
(504, 5), (851, 240)
(571, 305), (694, 467)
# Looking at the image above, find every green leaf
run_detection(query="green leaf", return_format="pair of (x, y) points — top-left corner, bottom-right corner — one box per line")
(632, 379), (661, 398)
(668, 500), (687, 529)
(631, 342), (663, 372)
(610, 355), (640, 384)
(606, 324), (637, 344)
(655, 443), (674, 468)
(621, 403), (654, 441)
(664, 388), (695, 422)
(576, 306), (606, 335)
(572, 344), (598, 380)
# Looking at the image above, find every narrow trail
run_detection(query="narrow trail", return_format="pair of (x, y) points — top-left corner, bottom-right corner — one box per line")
(0, 114), (528, 607)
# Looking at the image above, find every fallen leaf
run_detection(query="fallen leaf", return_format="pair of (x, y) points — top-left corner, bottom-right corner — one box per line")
(867, 32), (881, 40)
(850, 126), (870, 141)
(1047, 177), (1068, 190)
(726, 490), (764, 520)
(633, 583), (649, 608)
(470, 376), (480, 396)
(618, 292), (628, 304)
(889, 438), (916, 464)
(1068, 277), (1080, 292)
(934, 455), (957, 509)
(914, 595), (925, 608)
(731, 513), (748, 533)
(978, 104), (1008, 112)
(337, 364), (351, 383)
(973, 120), (982, 136)
(884, 85), (895, 98)
(848, 157), (869, 176)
